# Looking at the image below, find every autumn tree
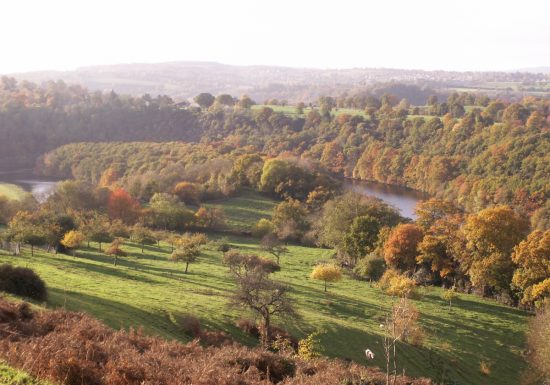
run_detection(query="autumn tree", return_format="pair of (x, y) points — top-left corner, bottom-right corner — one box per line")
(383, 224), (424, 271)
(7, 211), (46, 256)
(252, 218), (275, 238)
(271, 199), (309, 242)
(173, 182), (201, 205)
(105, 238), (127, 266)
(343, 215), (381, 264)
(107, 188), (140, 224)
(170, 233), (208, 273)
(61, 230), (85, 256)
(130, 224), (156, 253)
(414, 199), (461, 230)
(260, 234), (288, 264)
(511, 230), (550, 306)
(310, 264), (343, 292)
(195, 206), (225, 230)
(148, 193), (195, 231)
(354, 253), (386, 283)
(462, 206), (529, 293)
(78, 211), (112, 251)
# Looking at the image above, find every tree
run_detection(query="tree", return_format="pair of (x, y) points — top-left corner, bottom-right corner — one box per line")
(170, 233), (208, 273)
(230, 260), (293, 346)
(130, 224), (156, 253)
(79, 211), (112, 251)
(173, 182), (201, 204)
(148, 193), (195, 231)
(383, 298), (423, 385)
(7, 211), (46, 256)
(462, 206), (529, 293)
(383, 224), (424, 271)
(237, 94), (255, 109)
(296, 102), (305, 114)
(414, 199), (461, 230)
(270, 199), (309, 242)
(310, 264), (342, 292)
(223, 251), (280, 278)
(61, 230), (85, 256)
(261, 234), (288, 264)
(105, 238), (127, 266)
(343, 215), (381, 264)
(215, 94), (234, 106)
(354, 254), (386, 283)
(252, 218), (275, 238)
(107, 188), (140, 224)
(441, 288), (458, 311)
(511, 230), (550, 306)
(194, 93), (215, 109)
(195, 206), (225, 229)
(526, 301), (550, 384)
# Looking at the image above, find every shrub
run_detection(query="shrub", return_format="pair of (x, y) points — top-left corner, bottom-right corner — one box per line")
(178, 314), (201, 337)
(0, 264), (47, 301)
(354, 254), (386, 281)
(297, 331), (323, 360)
(236, 318), (260, 338)
(379, 270), (417, 298)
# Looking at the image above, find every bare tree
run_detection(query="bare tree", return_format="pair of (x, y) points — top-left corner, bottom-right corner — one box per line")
(382, 298), (422, 385)
(226, 251), (291, 347)
(261, 234), (288, 264)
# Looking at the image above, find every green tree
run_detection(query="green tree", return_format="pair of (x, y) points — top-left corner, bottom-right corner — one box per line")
(343, 215), (381, 264)
(194, 93), (215, 109)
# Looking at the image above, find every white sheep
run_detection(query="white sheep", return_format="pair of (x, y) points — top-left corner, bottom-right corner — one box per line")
(365, 349), (375, 360)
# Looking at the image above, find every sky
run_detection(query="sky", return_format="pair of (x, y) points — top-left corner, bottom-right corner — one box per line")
(1, 0), (549, 74)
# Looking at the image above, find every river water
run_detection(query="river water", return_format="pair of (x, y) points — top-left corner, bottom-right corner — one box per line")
(0, 171), (58, 202)
(344, 179), (428, 219)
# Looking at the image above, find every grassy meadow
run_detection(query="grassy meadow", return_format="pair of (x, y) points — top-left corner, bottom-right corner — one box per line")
(0, 190), (529, 385)
(0, 362), (53, 385)
(0, 183), (29, 201)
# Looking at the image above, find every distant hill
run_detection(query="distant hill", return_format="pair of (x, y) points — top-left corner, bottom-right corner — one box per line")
(514, 66), (550, 74)
(8, 61), (550, 103)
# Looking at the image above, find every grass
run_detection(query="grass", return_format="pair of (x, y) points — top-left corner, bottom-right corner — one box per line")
(0, 362), (54, 385)
(0, 183), (29, 201)
(203, 189), (278, 232)
(0, 191), (529, 385)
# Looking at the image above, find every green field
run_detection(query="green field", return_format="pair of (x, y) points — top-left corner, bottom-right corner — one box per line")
(204, 189), (278, 232)
(0, 183), (29, 201)
(0, 191), (529, 385)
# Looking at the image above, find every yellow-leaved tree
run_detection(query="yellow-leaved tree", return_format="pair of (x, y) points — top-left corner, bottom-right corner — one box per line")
(310, 264), (342, 292)
(511, 230), (550, 306)
(61, 230), (85, 256)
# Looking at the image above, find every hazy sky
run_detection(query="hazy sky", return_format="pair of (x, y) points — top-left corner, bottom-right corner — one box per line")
(2, 0), (549, 73)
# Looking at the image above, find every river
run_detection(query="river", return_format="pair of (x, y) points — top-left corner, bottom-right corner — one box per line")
(0, 171), (58, 202)
(344, 179), (428, 219)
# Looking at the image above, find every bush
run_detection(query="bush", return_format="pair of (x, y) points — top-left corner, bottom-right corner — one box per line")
(354, 254), (386, 281)
(178, 314), (201, 337)
(379, 270), (417, 298)
(0, 264), (47, 301)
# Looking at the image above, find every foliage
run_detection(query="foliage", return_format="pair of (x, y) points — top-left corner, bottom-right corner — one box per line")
(462, 206), (530, 293)
(342, 215), (381, 264)
(379, 270), (417, 298)
(271, 199), (309, 242)
(310, 264), (343, 292)
(511, 230), (550, 306)
(104, 238), (127, 266)
(383, 224), (424, 271)
(252, 218), (275, 238)
(297, 331), (323, 360)
(170, 233), (208, 273)
(354, 254), (386, 282)
(0, 264), (47, 301)
(60, 230), (85, 255)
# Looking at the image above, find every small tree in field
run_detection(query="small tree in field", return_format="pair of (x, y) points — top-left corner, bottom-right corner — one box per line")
(261, 234), (288, 264)
(130, 224), (156, 253)
(441, 288), (458, 311)
(171, 233), (208, 273)
(310, 264), (342, 292)
(105, 238), (127, 266)
(61, 230), (85, 257)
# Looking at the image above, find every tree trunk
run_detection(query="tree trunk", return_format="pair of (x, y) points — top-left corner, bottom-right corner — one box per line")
(324, 280), (327, 292)
(185, 262), (189, 273)
(141, 243), (144, 253)
(114, 256), (117, 266)
(262, 313), (271, 347)
(99, 242), (102, 252)
(31, 244), (34, 257)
